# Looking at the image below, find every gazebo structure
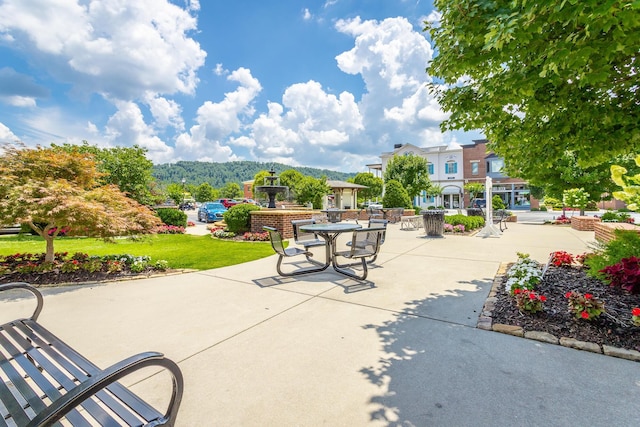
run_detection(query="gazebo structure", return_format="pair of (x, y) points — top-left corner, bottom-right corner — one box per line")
(325, 180), (368, 210)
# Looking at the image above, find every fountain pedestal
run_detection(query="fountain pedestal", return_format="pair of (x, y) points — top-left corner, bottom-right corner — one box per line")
(255, 168), (288, 208)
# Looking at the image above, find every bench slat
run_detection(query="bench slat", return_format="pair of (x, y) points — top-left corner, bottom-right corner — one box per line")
(24, 321), (161, 424)
(1, 283), (182, 427)
(0, 329), (92, 426)
(6, 322), (120, 425)
(16, 321), (145, 425)
(0, 377), (32, 427)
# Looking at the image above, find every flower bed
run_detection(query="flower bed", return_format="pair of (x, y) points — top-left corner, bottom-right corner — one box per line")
(0, 252), (171, 285)
(490, 252), (640, 353)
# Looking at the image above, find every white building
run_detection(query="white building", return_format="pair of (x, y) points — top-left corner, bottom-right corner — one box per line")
(380, 142), (465, 209)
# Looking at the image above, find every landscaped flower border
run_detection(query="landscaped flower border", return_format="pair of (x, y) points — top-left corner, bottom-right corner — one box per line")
(0, 252), (169, 278)
(503, 249), (640, 326)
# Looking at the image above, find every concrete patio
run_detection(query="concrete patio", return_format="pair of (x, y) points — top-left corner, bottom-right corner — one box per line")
(2, 221), (640, 426)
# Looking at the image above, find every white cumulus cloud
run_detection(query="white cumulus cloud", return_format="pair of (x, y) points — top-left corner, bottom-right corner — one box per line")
(0, 0), (206, 99)
(175, 67), (262, 161)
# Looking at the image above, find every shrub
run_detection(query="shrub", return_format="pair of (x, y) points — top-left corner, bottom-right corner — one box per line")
(445, 214), (484, 230)
(599, 257), (640, 294)
(549, 251), (574, 267)
(156, 208), (187, 227)
(492, 195), (506, 210)
(543, 197), (563, 209)
(585, 230), (640, 279)
(504, 253), (542, 294)
(211, 228), (237, 239)
(242, 231), (269, 241)
(156, 225), (186, 234)
(585, 201), (598, 211)
(382, 179), (412, 208)
(223, 203), (261, 233)
(601, 211), (619, 221)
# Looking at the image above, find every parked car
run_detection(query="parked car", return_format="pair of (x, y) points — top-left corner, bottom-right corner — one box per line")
(198, 202), (227, 223)
(215, 198), (240, 209)
(472, 199), (486, 208)
(362, 201), (383, 209)
(241, 198), (260, 205)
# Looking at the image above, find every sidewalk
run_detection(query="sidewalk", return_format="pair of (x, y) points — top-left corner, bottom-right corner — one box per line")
(3, 222), (639, 426)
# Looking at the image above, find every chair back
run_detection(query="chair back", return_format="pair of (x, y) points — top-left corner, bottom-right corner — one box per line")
(263, 226), (286, 256)
(349, 228), (384, 257)
(388, 207), (404, 223)
(326, 209), (342, 223)
(368, 218), (388, 244)
(291, 219), (319, 245)
(368, 207), (383, 219)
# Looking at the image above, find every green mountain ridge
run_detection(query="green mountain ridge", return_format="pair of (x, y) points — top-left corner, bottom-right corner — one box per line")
(153, 160), (356, 188)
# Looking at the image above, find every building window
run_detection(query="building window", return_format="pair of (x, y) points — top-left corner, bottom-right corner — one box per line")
(471, 161), (479, 175)
(487, 159), (503, 173)
(445, 161), (457, 174)
(428, 163), (434, 175)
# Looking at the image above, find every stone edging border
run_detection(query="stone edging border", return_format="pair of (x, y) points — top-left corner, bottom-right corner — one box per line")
(477, 263), (640, 363)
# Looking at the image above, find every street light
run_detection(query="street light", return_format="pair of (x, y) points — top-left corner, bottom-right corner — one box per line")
(181, 178), (186, 207)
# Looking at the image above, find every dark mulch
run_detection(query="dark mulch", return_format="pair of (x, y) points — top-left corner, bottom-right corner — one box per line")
(492, 265), (640, 352)
(1, 269), (174, 287)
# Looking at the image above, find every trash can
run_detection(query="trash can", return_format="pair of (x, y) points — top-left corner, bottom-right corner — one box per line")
(421, 210), (445, 237)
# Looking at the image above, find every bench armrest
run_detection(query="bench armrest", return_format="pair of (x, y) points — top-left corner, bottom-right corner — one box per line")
(27, 351), (184, 427)
(0, 282), (43, 321)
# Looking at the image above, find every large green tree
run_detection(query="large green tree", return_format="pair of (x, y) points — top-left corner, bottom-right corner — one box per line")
(56, 142), (156, 205)
(280, 169), (304, 201)
(221, 182), (243, 199)
(351, 172), (383, 202)
(194, 182), (217, 202)
(0, 144), (160, 262)
(384, 154), (431, 201)
(296, 176), (330, 209)
(425, 1), (640, 180)
(530, 151), (639, 201)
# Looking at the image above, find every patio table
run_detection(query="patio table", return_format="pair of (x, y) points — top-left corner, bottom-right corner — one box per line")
(299, 222), (361, 276)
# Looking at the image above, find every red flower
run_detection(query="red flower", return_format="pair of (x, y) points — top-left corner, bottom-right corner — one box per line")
(565, 292), (572, 298)
(632, 307), (640, 317)
(581, 311), (590, 319)
(514, 288), (521, 294)
(584, 293), (593, 299)
(529, 292), (536, 300)
(539, 295), (547, 302)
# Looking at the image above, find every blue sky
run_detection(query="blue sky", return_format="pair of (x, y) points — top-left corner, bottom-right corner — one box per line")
(0, 0), (482, 171)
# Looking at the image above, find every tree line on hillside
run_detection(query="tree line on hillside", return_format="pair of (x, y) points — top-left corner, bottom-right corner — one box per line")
(152, 161), (354, 188)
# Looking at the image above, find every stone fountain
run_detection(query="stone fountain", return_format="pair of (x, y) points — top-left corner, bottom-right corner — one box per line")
(255, 168), (288, 208)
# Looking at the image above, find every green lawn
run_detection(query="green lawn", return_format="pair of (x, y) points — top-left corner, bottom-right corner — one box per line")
(0, 234), (275, 270)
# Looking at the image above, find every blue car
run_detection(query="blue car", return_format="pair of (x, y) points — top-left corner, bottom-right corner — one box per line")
(197, 202), (227, 223)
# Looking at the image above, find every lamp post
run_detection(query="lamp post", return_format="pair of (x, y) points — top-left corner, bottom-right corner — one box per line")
(181, 178), (186, 207)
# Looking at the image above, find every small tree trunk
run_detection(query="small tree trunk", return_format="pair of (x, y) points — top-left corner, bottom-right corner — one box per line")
(44, 235), (55, 263)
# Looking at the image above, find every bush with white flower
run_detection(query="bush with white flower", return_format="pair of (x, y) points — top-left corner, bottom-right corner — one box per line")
(505, 252), (543, 294)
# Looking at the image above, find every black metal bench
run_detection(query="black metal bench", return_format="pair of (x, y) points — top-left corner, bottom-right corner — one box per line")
(493, 209), (509, 232)
(0, 282), (183, 426)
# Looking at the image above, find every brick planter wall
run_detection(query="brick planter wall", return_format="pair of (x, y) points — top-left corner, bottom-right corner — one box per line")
(594, 222), (640, 243)
(251, 210), (320, 238)
(571, 216), (601, 231)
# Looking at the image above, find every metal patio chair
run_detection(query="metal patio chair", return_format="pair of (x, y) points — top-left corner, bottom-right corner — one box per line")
(264, 226), (327, 276)
(333, 228), (385, 281)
